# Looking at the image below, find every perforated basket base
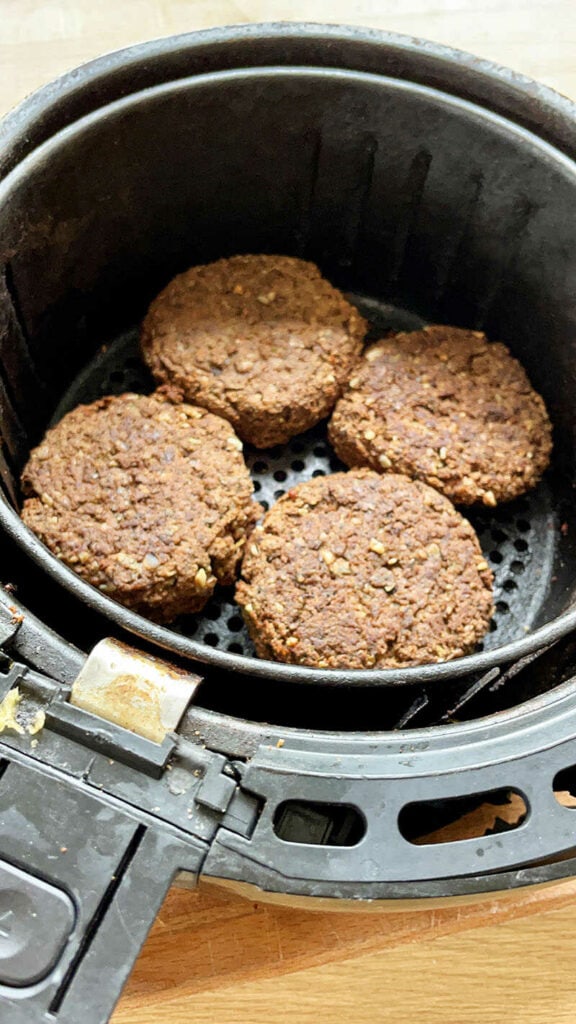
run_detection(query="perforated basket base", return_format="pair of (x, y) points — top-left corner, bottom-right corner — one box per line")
(51, 295), (558, 664)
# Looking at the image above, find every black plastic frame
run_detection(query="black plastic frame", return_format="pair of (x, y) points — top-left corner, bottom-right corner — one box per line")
(2, 27), (576, 1022)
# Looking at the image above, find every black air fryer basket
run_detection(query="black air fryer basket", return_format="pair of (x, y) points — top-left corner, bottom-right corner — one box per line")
(2, 24), (576, 1024)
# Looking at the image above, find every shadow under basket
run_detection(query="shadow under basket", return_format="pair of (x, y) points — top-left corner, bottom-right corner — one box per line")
(3, 28), (576, 1024)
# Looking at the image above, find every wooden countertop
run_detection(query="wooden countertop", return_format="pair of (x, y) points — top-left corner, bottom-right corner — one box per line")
(1, 3), (575, 1022)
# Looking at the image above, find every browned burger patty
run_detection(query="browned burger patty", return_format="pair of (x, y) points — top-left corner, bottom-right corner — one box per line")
(140, 254), (367, 447)
(21, 391), (261, 623)
(328, 325), (552, 506)
(236, 469), (494, 669)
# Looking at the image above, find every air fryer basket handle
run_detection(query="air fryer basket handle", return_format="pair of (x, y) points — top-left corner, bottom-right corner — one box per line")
(0, 751), (208, 1024)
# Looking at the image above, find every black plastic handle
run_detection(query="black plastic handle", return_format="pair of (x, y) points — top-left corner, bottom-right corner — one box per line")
(0, 754), (207, 1024)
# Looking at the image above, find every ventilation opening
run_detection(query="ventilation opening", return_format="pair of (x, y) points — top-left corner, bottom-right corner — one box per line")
(398, 788), (528, 845)
(273, 800), (366, 846)
(553, 767), (576, 807)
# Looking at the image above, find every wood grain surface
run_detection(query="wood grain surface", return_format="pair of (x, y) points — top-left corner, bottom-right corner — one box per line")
(1, 3), (575, 1022)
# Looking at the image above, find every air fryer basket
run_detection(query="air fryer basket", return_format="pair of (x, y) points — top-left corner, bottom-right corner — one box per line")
(1, 55), (576, 686)
(3, 25), (576, 1024)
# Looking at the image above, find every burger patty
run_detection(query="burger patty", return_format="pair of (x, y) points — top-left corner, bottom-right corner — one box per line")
(236, 468), (494, 669)
(329, 325), (552, 506)
(140, 254), (367, 447)
(21, 390), (261, 622)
